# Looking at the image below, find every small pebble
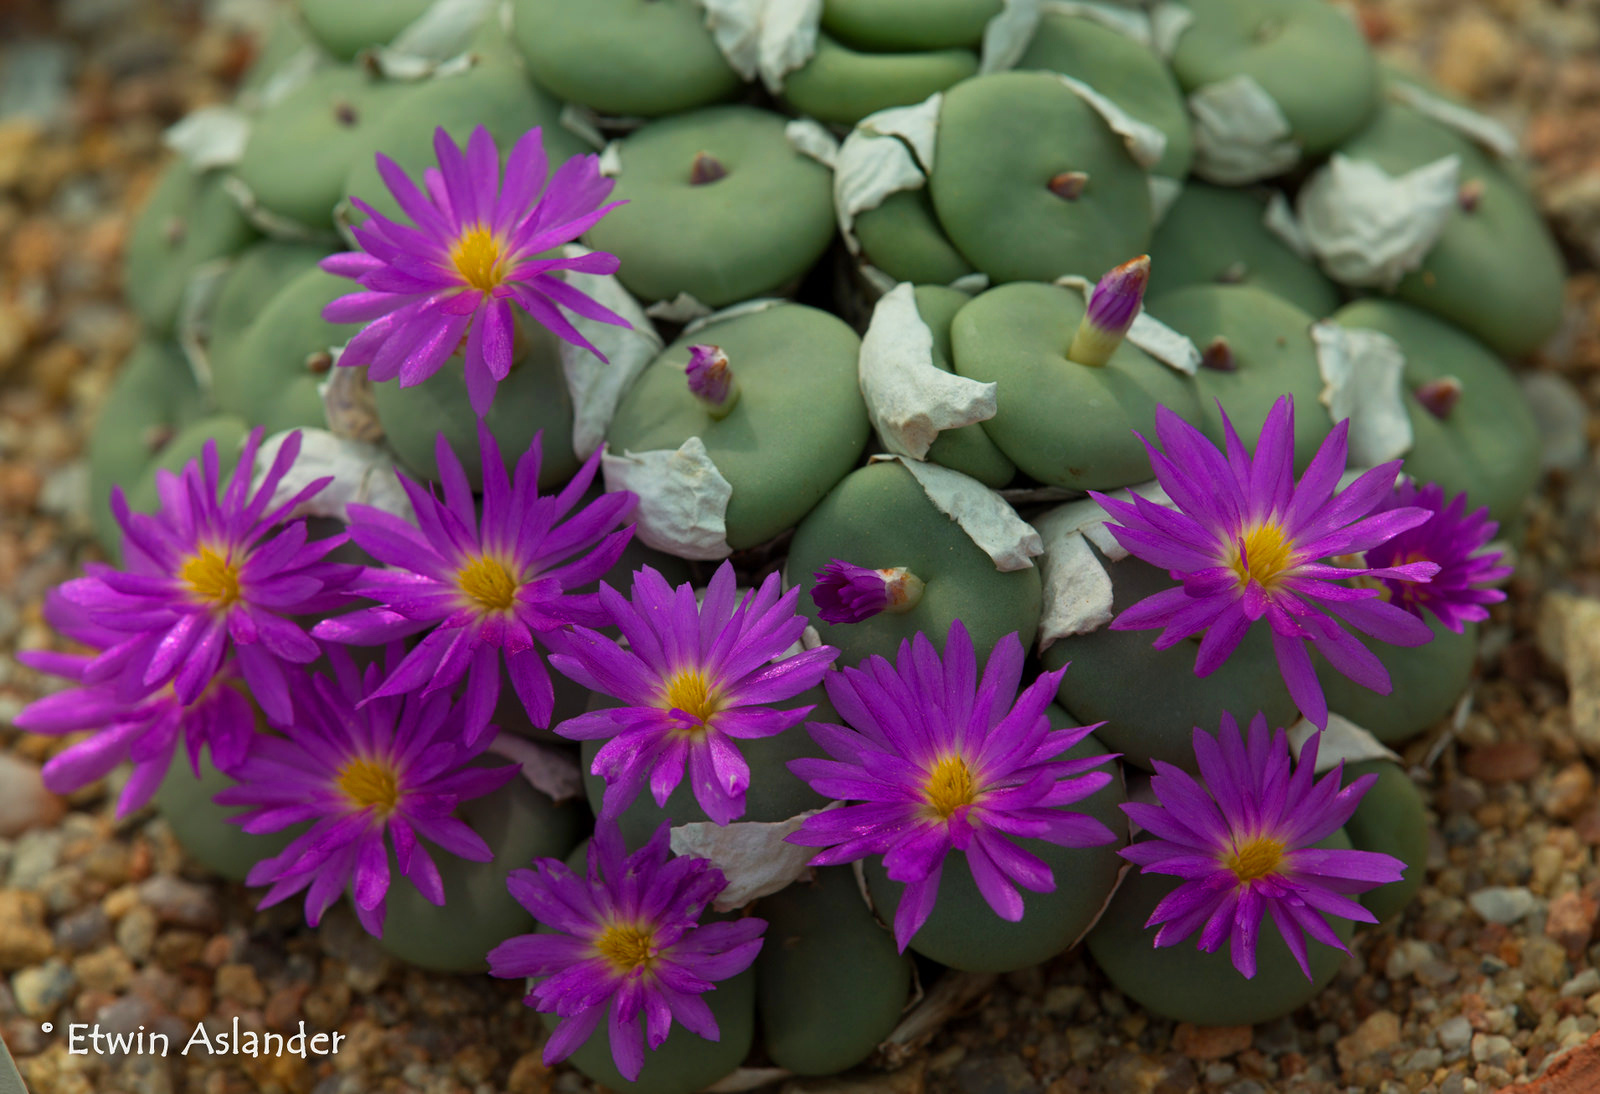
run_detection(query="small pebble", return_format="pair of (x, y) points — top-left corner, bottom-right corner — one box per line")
(1439, 1015), (1474, 1052)
(137, 875), (218, 928)
(1469, 885), (1539, 924)
(1562, 969), (1600, 998)
(11, 959), (75, 1018)
(0, 754), (64, 837)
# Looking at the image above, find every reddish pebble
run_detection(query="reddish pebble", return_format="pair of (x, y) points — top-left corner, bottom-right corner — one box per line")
(1463, 740), (1543, 783)
(1172, 1023), (1252, 1060)
(1499, 1030), (1600, 1094)
(1546, 887), (1600, 953)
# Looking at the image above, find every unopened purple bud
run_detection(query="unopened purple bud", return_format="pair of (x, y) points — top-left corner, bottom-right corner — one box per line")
(686, 344), (739, 418)
(811, 561), (924, 624)
(1067, 255), (1150, 367)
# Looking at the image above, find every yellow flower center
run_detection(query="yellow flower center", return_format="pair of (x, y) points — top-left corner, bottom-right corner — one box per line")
(595, 924), (657, 973)
(1230, 522), (1296, 590)
(662, 670), (721, 728)
(337, 759), (401, 815)
(457, 555), (519, 613)
(924, 755), (978, 819)
(180, 546), (243, 609)
(450, 225), (507, 292)
(1225, 837), (1286, 883)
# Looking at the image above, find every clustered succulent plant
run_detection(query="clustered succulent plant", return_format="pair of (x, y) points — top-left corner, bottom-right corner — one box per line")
(20, 0), (1562, 1089)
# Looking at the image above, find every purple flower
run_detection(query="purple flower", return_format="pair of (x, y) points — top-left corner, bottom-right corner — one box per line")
(547, 562), (838, 825)
(312, 424), (636, 746)
(685, 344), (738, 417)
(1119, 713), (1405, 979)
(15, 592), (257, 819)
(810, 560), (924, 624)
(785, 621), (1117, 951)
(322, 125), (631, 415)
(1069, 254), (1149, 367)
(1089, 396), (1441, 729)
(50, 429), (351, 727)
(216, 645), (518, 937)
(1362, 482), (1511, 633)
(487, 821), (765, 1082)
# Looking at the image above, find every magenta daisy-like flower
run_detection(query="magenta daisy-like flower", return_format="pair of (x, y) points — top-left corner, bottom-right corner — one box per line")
(1089, 396), (1442, 729)
(488, 821), (764, 1081)
(547, 562), (838, 825)
(312, 423), (636, 745)
(323, 125), (631, 414)
(15, 589), (257, 818)
(810, 559), (925, 624)
(1119, 712), (1405, 979)
(216, 645), (518, 937)
(785, 620), (1117, 951)
(1361, 481), (1511, 633)
(52, 428), (352, 727)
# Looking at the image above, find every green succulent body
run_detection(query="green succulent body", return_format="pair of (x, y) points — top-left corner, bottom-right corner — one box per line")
(1335, 298), (1540, 524)
(125, 162), (257, 336)
(607, 304), (868, 550)
(1339, 760), (1428, 923)
(931, 72), (1153, 284)
(378, 772), (585, 972)
(509, 0), (741, 117)
(1147, 284), (1332, 472)
(952, 281), (1204, 490)
(755, 867), (912, 1074)
(786, 461), (1042, 668)
(1171, 0), (1380, 155)
(1148, 183), (1341, 316)
(1017, 13), (1194, 180)
(585, 106), (836, 308)
(1334, 102), (1564, 358)
(783, 35), (977, 127)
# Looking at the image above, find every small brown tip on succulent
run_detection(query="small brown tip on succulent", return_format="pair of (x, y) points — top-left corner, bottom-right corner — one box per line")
(689, 151), (728, 186)
(334, 100), (359, 127)
(1216, 261), (1248, 285)
(163, 215), (187, 249)
(1200, 336), (1236, 372)
(143, 424), (176, 454)
(1048, 171), (1089, 201)
(1458, 178), (1485, 213)
(1254, 17), (1284, 43)
(1414, 376), (1463, 420)
(305, 350), (333, 374)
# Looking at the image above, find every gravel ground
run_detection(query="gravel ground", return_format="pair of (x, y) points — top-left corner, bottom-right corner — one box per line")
(3, 2), (1600, 1093)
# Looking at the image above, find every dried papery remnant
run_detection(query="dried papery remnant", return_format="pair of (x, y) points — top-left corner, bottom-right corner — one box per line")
(1414, 376), (1463, 419)
(1458, 178), (1485, 213)
(1049, 171), (1089, 201)
(690, 150), (728, 185)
